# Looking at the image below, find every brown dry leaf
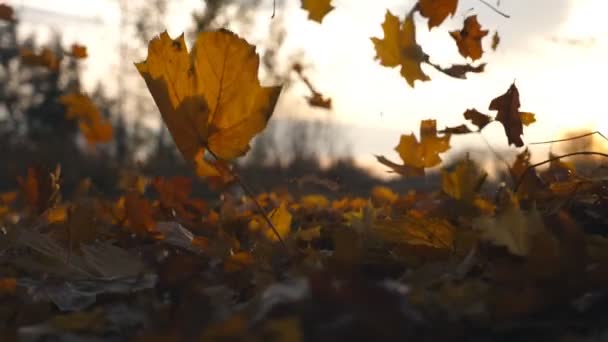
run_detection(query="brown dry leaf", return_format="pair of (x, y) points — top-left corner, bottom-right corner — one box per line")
(450, 15), (489, 61)
(435, 62), (485, 79)
(0, 4), (15, 22)
(371, 10), (430, 87)
(301, 0), (334, 23)
(489, 82), (526, 147)
(307, 92), (332, 109)
(463, 108), (492, 131)
(418, 0), (458, 29)
(153, 176), (206, 222)
(136, 30), (282, 165)
(440, 124), (472, 135)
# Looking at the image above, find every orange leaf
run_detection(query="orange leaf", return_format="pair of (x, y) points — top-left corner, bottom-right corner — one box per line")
(418, 0), (458, 29)
(136, 30), (282, 164)
(224, 251), (254, 272)
(301, 0), (334, 23)
(70, 44), (88, 59)
(450, 15), (488, 61)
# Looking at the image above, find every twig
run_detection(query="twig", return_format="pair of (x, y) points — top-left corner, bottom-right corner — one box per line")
(271, 0), (275, 19)
(530, 131), (608, 145)
(514, 151), (608, 193)
(205, 149), (288, 250)
(477, 0), (510, 18)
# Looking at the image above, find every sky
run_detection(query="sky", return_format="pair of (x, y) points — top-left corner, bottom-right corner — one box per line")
(9, 0), (608, 175)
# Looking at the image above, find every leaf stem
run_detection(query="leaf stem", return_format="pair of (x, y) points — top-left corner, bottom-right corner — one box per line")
(477, 0), (510, 18)
(514, 151), (608, 193)
(530, 131), (608, 145)
(205, 149), (288, 251)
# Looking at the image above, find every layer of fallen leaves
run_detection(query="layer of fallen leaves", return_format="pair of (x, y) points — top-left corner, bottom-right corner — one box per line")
(2, 151), (608, 340)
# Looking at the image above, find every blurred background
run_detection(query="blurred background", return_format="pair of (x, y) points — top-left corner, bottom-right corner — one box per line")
(1, 0), (607, 196)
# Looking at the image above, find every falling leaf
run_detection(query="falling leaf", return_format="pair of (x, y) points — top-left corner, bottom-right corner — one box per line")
(377, 120), (450, 177)
(520, 112), (536, 126)
(301, 0), (334, 23)
(418, 0), (458, 29)
(136, 30), (282, 164)
(434, 62), (486, 79)
(450, 15), (488, 61)
(397, 119), (451, 168)
(440, 124), (472, 135)
(489, 82), (526, 147)
(371, 10), (430, 87)
(491, 31), (500, 50)
(0, 4), (15, 22)
(375, 155), (425, 177)
(59, 93), (113, 144)
(463, 108), (492, 131)
(70, 44), (88, 59)
(307, 93), (332, 109)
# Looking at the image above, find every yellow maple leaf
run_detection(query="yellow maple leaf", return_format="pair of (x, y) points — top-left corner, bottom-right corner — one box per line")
(301, 0), (334, 23)
(371, 10), (430, 87)
(267, 201), (292, 241)
(397, 119), (451, 168)
(136, 30), (282, 165)
(418, 0), (458, 29)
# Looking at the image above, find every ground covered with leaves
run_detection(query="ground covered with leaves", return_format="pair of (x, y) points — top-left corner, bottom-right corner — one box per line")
(3, 0), (608, 341)
(2, 157), (608, 341)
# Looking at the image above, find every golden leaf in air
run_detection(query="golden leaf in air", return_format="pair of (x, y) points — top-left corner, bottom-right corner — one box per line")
(397, 119), (451, 168)
(418, 0), (458, 29)
(136, 30), (282, 166)
(371, 10), (430, 87)
(301, 0), (334, 23)
(450, 15), (488, 61)
(377, 120), (450, 176)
